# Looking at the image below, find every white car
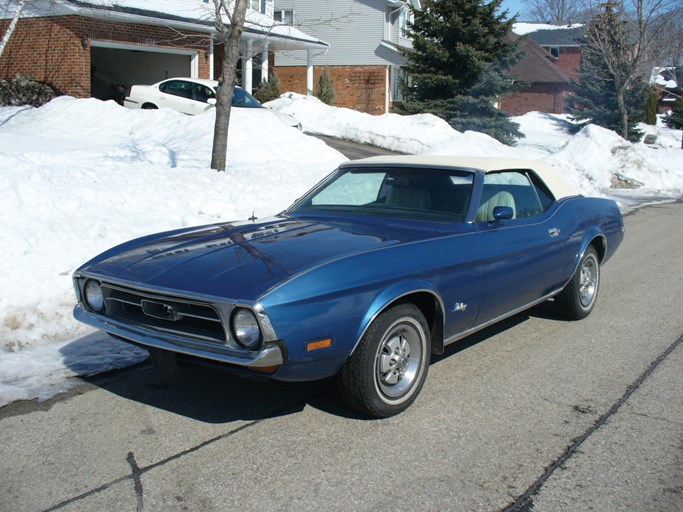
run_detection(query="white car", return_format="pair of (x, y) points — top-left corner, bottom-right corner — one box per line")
(123, 77), (301, 128)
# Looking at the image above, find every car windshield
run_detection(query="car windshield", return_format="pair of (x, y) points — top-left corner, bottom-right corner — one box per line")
(229, 87), (264, 108)
(289, 167), (474, 222)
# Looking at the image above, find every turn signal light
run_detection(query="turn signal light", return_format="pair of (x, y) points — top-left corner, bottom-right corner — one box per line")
(248, 365), (278, 374)
(306, 338), (333, 352)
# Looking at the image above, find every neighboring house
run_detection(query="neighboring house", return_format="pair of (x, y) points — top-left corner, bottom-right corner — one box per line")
(650, 66), (682, 113)
(525, 26), (587, 81)
(0, 0), (328, 101)
(500, 35), (575, 115)
(274, 0), (421, 114)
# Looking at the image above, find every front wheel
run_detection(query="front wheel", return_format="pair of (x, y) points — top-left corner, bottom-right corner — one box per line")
(555, 246), (600, 320)
(338, 304), (430, 418)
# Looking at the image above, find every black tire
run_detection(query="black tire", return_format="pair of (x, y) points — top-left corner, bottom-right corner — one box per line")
(555, 246), (600, 320)
(338, 304), (430, 418)
(141, 103), (158, 110)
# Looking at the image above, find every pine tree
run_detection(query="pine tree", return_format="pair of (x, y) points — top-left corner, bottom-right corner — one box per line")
(253, 75), (282, 103)
(664, 93), (683, 149)
(663, 93), (683, 129)
(399, 0), (523, 145)
(315, 68), (336, 106)
(565, 36), (646, 142)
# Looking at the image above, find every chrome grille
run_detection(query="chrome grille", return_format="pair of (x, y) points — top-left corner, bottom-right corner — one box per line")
(100, 283), (226, 343)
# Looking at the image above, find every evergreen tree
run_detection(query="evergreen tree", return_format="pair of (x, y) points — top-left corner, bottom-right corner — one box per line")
(663, 92), (683, 129)
(253, 75), (282, 103)
(399, 0), (523, 145)
(642, 87), (659, 126)
(315, 68), (336, 106)
(664, 92), (683, 149)
(565, 36), (646, 142)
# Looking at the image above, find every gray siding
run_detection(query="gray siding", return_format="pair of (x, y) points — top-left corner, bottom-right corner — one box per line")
(275, 0), (396, 66)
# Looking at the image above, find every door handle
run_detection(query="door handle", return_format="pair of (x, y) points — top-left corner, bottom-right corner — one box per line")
(548, 228), (560, 238)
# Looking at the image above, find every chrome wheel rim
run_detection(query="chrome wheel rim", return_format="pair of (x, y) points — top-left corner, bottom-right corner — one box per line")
(579, 256), (598, 308)
(375, 318), (425, 400)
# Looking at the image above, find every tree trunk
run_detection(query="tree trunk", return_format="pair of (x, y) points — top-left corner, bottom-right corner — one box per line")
(210, 0), (248, 172)
(615, 84), (629, 140)
(0, 0), (27, 59)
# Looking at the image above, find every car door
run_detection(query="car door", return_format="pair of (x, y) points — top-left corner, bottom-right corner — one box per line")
(190, 83), (216, 114)
(473, 170), (569, 325)
(157, 80), (199, 115)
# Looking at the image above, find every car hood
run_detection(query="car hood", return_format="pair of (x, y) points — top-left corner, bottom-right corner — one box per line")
(78, 216), (444, 301)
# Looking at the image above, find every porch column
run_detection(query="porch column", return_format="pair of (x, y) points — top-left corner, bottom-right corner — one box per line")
(261, 43), (269, 83)
(385, 66), (390, 114)
(209, 35), (215, 80)
(306, 49), (314, 96)
(244, 39), (253, 93)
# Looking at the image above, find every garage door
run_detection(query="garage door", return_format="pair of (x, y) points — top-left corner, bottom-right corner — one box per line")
(91, 45), (194, 101)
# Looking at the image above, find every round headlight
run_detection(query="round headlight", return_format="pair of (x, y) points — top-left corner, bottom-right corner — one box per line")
(231, 309), (262, 349)
(84, 280), (105, 312)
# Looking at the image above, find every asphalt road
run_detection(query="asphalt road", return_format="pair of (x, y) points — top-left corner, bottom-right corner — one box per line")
(2, 202), (683, 511)
(314, 134), (403, 159)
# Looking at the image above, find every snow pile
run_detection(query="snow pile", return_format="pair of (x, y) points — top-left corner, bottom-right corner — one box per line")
(267, 93), (459, 154)
(0, 98), (344, 355)
(1, 95), (682, 408)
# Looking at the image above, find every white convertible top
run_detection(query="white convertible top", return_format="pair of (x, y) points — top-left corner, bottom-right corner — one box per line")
(342, 155), (578, 200)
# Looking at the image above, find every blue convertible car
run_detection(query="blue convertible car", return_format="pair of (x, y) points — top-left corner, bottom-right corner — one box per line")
(73, 156), (624, 417)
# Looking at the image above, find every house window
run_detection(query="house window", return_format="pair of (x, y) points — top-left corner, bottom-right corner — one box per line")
(399, 6), (413, 38)
(548, 46), (560, 58)
(250, 0), (266, 13)
(274, 9), (294, 24)
(390, 66), (405, 103)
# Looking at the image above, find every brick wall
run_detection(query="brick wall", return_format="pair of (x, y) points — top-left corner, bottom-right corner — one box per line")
(276, 65), (387, 114)
(500, 83), (575, 115)
(555, 47), (581, 80)
(0, 16), (212, 97)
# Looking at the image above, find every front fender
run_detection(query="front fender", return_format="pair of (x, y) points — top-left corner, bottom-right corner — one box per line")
(351, 279), (445, 356)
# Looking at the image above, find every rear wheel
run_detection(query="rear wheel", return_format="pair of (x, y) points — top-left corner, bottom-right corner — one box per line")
(141, 103), (158, 110)
(338, 304), (430, 418)
(556, 246), (600, 320)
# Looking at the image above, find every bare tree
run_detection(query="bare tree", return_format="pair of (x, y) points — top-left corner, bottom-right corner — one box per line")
(524, 0), (588, 24)
(0, 0), (27, 58)
(645, 8), (683, 70)
(210, 0), (249, 172)
(584, 0), (681, 140)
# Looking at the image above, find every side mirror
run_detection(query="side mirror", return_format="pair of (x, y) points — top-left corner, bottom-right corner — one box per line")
(492, 206), (514, 221)
(207, 98), (217, 105)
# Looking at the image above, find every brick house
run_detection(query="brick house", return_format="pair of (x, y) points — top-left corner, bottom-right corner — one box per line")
(500, 34), (575, 115)
(0, 0), (328, 101)
(526, 26), (586, 82)
(273, 0), (421, 115)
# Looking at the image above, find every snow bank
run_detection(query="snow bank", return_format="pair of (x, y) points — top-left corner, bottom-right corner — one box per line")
(1, 97), (345, 356)
(267, 93), (458, 154)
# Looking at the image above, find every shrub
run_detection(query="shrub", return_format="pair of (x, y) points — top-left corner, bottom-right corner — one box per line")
(253, 76), (282, 103)
(314, 68), (336, 106)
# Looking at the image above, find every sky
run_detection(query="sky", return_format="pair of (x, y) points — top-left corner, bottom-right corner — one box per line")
(501, 0), (528, 20)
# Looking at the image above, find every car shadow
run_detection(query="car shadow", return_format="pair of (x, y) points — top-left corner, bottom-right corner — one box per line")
(58, 332), (336, 424)
(84, 360), (340, 424)
(62, 301), (565, 423)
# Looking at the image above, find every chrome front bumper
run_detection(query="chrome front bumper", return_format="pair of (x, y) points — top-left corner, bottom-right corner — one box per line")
(74, 305), (285, 368)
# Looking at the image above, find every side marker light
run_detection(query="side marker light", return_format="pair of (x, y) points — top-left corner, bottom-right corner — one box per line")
(306, 338), (333, 352)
